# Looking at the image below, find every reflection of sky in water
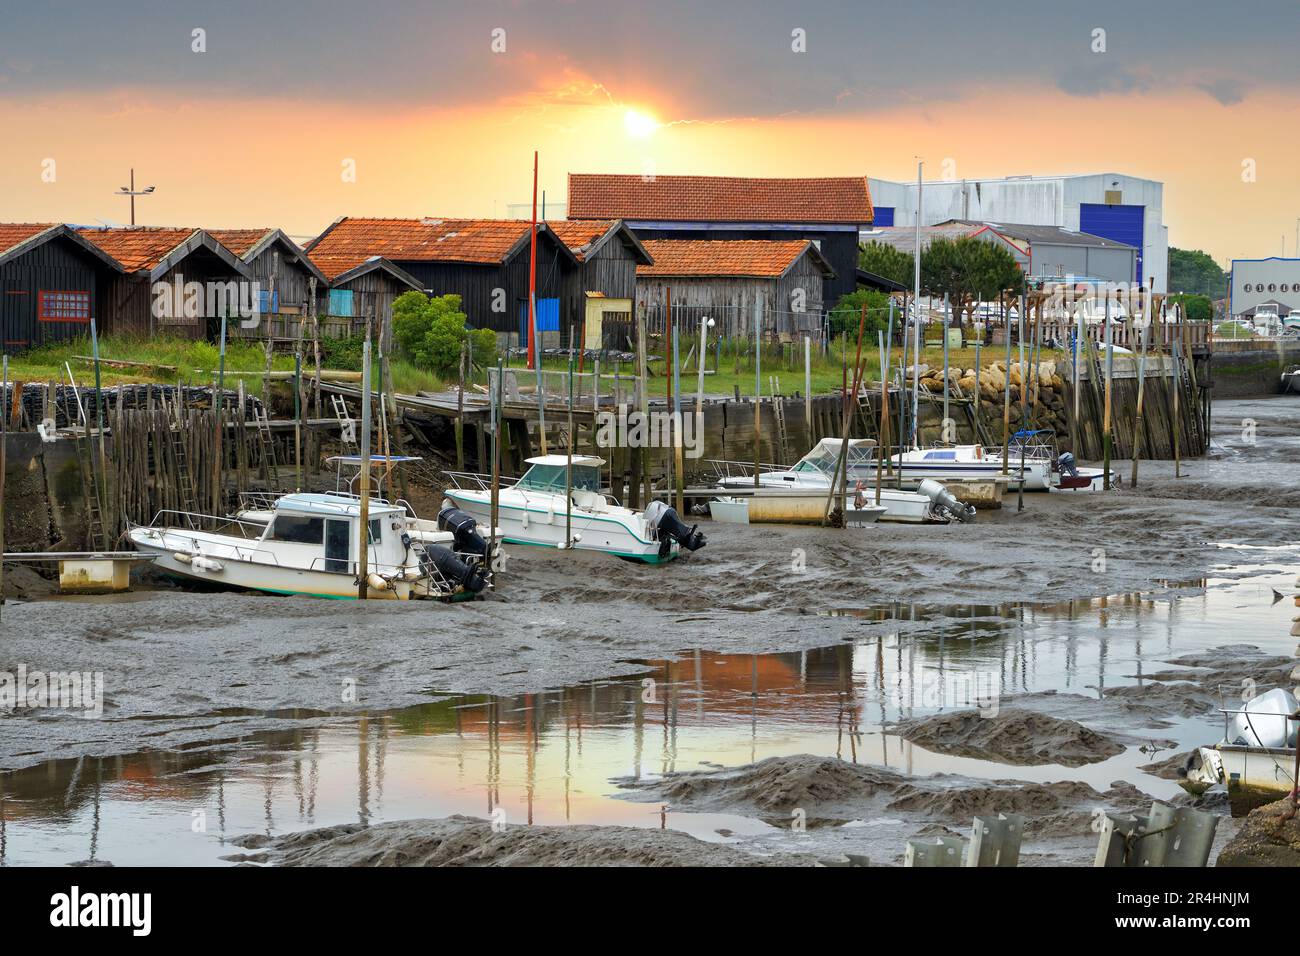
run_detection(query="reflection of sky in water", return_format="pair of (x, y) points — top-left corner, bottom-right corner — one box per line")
(2, 556), (1296, 866)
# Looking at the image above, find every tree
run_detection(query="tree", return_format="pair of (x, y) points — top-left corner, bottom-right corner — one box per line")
(859, 242), (915, 287)
(827, 289), (891, 338)
(1167, 293), (1213, 323)
(1169, 247), (1228, 297)
(921, 237), (1024, 325)
(392, 291), (496, 374)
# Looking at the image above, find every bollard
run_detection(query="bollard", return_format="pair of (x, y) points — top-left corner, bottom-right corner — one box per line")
(905, 836), (965, 867)
(966, 813), (1024, 867)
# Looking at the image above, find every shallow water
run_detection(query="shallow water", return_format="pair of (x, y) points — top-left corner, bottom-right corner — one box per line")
(2, 553), (1296, 866)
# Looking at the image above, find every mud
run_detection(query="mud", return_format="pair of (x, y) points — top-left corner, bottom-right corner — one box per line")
(229, 815), (812, 867)
(1216, 796), (1300, 866)
(0, 396), (1297, 865)
(890, 709), (1129, 767)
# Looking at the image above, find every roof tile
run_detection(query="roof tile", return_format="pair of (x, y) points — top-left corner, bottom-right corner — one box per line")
(636, 239), (821, 278)
(76, 227), (199, 272)
(569, 174), (872, 224)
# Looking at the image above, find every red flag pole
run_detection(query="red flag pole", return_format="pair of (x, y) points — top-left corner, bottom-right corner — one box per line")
(528, 151), (539, 371)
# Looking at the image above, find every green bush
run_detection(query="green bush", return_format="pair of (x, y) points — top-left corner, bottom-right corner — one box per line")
(827, 289), (892, 339)
(392, 291), (497, 375)
(320, 333), (367, 370)
(1167, 293), (1213, 323)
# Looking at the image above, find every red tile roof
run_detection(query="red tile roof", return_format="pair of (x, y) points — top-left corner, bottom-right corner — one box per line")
(0, 223), (58, 255)
(568, 174), (873, 224)
(307, 217), (540, 279)
(208, 228), (275, 258)
(543, 219), (618, 261)
(636, 239), (824, 278)
(77, 227), (199, 272)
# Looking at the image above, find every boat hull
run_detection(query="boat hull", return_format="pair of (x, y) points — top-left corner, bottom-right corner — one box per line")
(714, 483), (936, 523)
(129, 534), (414, 600)
(443, 490), (673, 562)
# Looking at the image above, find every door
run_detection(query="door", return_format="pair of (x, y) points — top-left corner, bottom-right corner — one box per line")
(1079, 203), (1144, 283)
(325, 519), (350, 573)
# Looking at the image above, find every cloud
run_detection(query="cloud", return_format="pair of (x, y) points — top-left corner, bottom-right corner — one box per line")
(1197, 78), (1247, 105)
(1056, 66), (1153, 98)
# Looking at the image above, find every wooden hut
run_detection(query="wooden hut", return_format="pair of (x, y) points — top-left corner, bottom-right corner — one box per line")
(635, 239), (835, 338)
(209, 228), (328, 341)
(545, 219), (652, 351)
(306, 217), (580, 348)
(0, 223), (123, 350)
(76, 227), (252, 339)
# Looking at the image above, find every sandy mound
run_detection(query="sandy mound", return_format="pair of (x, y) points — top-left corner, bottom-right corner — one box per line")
(615, 754), (909, 820)
(891, 708), (1127, 767)
(227, 815), (812, 867)
(1216, 798), (1300, 867)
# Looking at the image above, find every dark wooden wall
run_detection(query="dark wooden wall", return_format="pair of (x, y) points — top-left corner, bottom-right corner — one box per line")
(0, 237), (106, 351)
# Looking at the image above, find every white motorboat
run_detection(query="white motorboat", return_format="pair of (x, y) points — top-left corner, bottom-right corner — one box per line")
(892, 443), (1051, 490)
(1181, 687), (1299, 810)
(1281, 365), (1300, 395)
(711, 439), (974, 524)
(128, 491), (493, 600)
(442, 455), (706, 563)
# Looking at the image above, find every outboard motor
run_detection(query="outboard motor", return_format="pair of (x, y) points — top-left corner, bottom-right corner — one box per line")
(437, 506), (488, 558)
(424, 543), (487, 593)
(916, 478), (977, 523)
(1057, 452), (1079, 478)
(645, 500), (707, 560)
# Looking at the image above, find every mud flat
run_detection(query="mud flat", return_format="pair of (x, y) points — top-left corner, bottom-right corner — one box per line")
(890, 709), (1128, 767)
(0, 396), (1295, 865)
(226, 815), (813, 867)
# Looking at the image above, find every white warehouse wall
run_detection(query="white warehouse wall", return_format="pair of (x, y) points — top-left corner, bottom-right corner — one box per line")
(867, 172), (1167, 292)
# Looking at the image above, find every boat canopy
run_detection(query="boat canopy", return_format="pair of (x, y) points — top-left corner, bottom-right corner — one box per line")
(272, 492), (404, 518)
(517, 460), (601, 493)
(792, 438), (876, 475)
(524, 454), (606, 468)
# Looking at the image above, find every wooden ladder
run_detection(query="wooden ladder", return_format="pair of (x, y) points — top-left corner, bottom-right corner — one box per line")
(76, 436), (108, 551)
(169, 422), (199, 521)
(253, 405), (281, 488)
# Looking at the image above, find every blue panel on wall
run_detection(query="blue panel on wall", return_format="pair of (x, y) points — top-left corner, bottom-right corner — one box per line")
(518, 297), (560, 340)
(1079, 203), (1144, 283)
(873, 207), (895, 227)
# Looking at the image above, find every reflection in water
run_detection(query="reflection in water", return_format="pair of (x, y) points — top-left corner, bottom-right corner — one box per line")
(0, 571), (1294, 866)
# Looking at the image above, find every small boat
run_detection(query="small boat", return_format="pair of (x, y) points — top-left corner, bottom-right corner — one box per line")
(707, 487), (888, 525)
(442, 455), (706, 563)
(128, 491), (493, 600)
(891, 443), (1052, 490)
(1281, 365), (1300, 395)
(1181, 687), (1298, 810)
(710, 439), (974, 524)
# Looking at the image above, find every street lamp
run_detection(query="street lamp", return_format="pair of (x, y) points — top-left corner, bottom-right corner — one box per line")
(116, 168), (155, 226)
(696, 315), (715, 408)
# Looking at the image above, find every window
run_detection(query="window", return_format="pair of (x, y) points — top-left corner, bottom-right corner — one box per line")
(328, 289), (354, 316)
(367, 518), (383, 545)
(1104, 190), (1123, 204)
(267, 515), (324, 544)
(516, 463), (600, 492)
(39, 290), (91, 323)
(257, 289), (280, 314)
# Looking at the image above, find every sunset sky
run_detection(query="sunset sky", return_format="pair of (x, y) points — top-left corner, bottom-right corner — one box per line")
(3, 0), (1299, 265)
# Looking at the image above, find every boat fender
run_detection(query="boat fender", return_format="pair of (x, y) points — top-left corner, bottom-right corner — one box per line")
(172, 552), (193, 564)
(191, 556), (223, 573)
(367, 572), (390, 591)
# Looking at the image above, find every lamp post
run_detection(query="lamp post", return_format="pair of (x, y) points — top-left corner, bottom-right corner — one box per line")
(115, 168), (155, 226)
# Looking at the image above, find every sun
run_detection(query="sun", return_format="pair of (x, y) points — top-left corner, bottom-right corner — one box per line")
(623, 109), (659, 139)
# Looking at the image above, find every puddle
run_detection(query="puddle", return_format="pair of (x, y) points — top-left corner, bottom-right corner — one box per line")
(1, 561), (1297, 866)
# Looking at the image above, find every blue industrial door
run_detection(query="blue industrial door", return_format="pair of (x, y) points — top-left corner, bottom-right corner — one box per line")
(1079, 203), (1144, 283)
(518, 297), (560, 341)
(873, 207), (895, 227)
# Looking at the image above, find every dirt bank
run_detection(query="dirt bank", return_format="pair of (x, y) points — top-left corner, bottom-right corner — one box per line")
(1216, 797), (1300, 866)
(227, 815), (812, 867)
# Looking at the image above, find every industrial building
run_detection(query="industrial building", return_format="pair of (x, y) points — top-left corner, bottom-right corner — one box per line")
(866, 173), (1167, 292)
(1229, 257), (1300, 319)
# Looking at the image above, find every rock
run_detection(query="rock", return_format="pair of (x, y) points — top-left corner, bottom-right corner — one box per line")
(1217, 797), (1300, 866)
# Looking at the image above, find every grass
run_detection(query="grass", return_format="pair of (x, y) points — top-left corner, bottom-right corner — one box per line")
(4, 335), (447, 394)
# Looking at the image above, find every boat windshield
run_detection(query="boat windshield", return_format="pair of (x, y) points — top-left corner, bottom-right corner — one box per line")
(516, 463), (601, 493)
(793, 444), (873, 475)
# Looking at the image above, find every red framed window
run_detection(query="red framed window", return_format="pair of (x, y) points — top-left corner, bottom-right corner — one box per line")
(39, 290), (91, 323)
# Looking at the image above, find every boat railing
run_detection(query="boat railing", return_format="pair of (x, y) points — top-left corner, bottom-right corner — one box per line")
(700, 458), (786, 482)
(443, 471), (520, 492)
(235, 491), (280, 513)
(148, 509), (268, 539)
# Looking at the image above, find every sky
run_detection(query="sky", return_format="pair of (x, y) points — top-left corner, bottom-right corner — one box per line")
(2, 0), (1298, 264)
